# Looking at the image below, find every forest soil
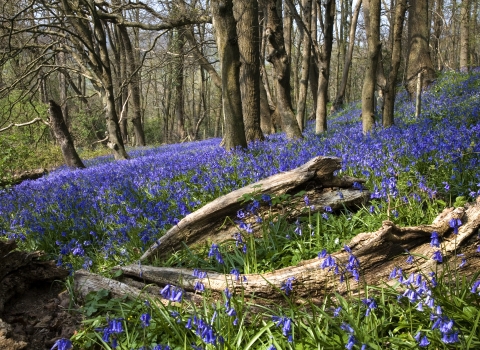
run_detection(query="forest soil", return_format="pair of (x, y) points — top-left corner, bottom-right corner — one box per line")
(0, 280), (82, 350)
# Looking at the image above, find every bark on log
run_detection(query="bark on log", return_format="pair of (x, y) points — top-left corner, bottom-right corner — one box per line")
(140, 156), (369, 261)
(0, 240), (69, 314)
(74, 198), (480, 305)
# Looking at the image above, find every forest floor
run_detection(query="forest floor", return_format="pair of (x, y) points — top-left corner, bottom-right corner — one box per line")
(0, 278), (82, 350)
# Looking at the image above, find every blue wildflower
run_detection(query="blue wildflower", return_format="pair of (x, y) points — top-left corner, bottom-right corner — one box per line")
(345, 334), (356, 349)
(51, 338), (73, 350)
(430, 231), (440, 247)
(432, 250), (443, 263)
(449, 218), (462, 234)
(160, 284), (183, 302)
(340, 322), (354, 334)
(140, 313), (151, 328)
(194, 281), (205, 292)
(193, 269), (207, 279)
(333, 306), (342, 317)
(471, 280), (480, 295)
(208, 243), (224, 264)
(280, 277), (295, 295)
(230, 268), (241, 281)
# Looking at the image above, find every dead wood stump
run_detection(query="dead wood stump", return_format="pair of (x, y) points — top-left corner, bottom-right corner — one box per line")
(0, 240), (69, 314)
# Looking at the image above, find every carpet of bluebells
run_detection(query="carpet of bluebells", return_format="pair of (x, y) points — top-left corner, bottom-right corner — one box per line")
(2, 71), (480, 349)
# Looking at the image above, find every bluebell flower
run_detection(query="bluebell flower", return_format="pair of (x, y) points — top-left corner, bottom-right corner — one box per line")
(318, 249), (327, 258)
(294, 219), (302, 235)
(432, 250), (443, 263)
(208, 243), (224, 264)
(449, 218), (462, 234)
(152, 345), (171, 350)
(430, 231), (440, 247)
(441, 331), (459, 344)
(389, 267), (397, 279)
(333, 306), (342, 317)
(320, 254), (337, 271)
(140, 313), (151, 328)
(193, 269), (207, 279)
(230, 268), (241, 281)
(414, 332), (430, 347)
(340, 322), (354, 334)
(185, 318), (192, 329)
(406, 252), (414, 264)
(361, 298), (377, 316)
(267, 345), (277, 350)
(280, 277), (295, 295)
(345, 334), (356, 349)
(194, 281), (205, 292)
(160, 284), (183, 302)
(272, 315), (293, 341)
(471, 280), (480, 295)
(51, 338), (72, 350)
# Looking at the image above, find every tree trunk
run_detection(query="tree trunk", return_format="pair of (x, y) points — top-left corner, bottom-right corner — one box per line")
(383, 0), (407, 128)
(211, 0), (247, 150)
(361, 0), (381, 134)
(295, 0), (313, 132)
(405, 0), (436, 98)
(233, 0), (264, 143)
(459, 0), (471, 72)
(258, 6), (277, 135)
(264, 0), (303, 139)
(57, 50), (70, 127)
(140, 156), (369, 261)
(118, 24), (146, 146)
(48, 100), (86, 169)
(333, 0), (362, 111)
(59, 0), (129, 160)
(315, 0), (335, 134)
(432, 0), (444, 70)
(173, 28), (186, 142)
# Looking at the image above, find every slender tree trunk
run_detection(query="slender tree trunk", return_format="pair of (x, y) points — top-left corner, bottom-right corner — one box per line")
(57, 50), (70, 127)
(315, 0), (335, 134)
(118, 25), (146, 146)
(259, 2), (276, 135)
(49, 100), (85, 169)
(296, 0), (312, 131)
(459, 0), (471, 72)
(432, 0), (444, 70)
(264, 0), (303, 139)
(361, 0), (381, 134)
(211, 0), (247, 150)
(173, 29), (186, 142)
(405, 0), (436, 97)
(383, 0), (407, 128)
(233, 0), (264, 142)
(333, 0), (362, 111)
(308, 3), (318, 120)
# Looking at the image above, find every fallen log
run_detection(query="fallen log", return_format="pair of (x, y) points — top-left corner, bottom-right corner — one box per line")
(0, 240), (69, 314)
(0, 168), (47, 187)
(140, 156), (369, 261)
(74, 198), (480, 304)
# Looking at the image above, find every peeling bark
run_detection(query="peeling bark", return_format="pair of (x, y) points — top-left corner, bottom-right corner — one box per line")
(75, 198), (480, 305)
(139, 156), (367, 261)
